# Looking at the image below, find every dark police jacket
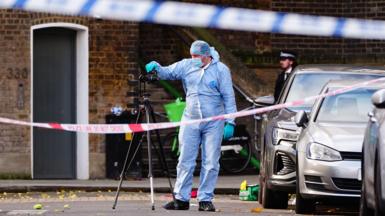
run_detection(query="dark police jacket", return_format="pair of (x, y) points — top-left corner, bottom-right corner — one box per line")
(274, 71), (286, 102)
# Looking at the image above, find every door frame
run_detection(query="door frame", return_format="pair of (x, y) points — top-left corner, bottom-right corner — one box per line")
(30, 23), (89, 179)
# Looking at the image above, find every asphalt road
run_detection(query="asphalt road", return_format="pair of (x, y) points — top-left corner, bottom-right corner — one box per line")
(0, 191), (359, 215)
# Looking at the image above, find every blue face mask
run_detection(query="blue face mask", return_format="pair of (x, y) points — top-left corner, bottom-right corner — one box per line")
(192, 58), (203, 68)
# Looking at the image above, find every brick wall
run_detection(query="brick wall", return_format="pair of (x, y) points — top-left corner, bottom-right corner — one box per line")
(271, 0), (385, 63)
(0, 9), (139, 178)
(0, 10), (35, 175)
(139, 24), (183, 66)
(88, 19), (139, 178)
(182, 0), (272, 55)
(342, 1), (385, 58)
(172, 0), (385, 65)
(271, 0), (344, 61)
(144, 0), (385, 67)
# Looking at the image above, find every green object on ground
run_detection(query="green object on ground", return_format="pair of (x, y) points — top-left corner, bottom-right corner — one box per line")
(239, 184), (259, 201)
(239, 148), (260, 171)
(163, 98), (186, 122)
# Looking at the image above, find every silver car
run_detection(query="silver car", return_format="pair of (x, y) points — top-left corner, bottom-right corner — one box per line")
(360, 89), (385, 216)
(257, 65), (385, 209)
(294, 80), (385, 214)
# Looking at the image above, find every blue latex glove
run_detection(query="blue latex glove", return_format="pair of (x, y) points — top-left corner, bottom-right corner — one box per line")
(145, 61), (159, 73)
(223, 123), (235, 141)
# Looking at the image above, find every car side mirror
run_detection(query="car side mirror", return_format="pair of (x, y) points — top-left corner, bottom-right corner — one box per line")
(295, 110), (309, 128)
(372, 89), (385, 109)
(254, 96), (275, 107)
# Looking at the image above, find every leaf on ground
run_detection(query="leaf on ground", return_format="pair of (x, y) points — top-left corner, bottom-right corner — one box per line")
(33, 203), (43, 210)
(251, 207), (263, 213)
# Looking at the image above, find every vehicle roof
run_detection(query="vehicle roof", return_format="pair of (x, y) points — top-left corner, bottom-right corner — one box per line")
(323, 79), (385, 89)
(294, 64), (385, 75)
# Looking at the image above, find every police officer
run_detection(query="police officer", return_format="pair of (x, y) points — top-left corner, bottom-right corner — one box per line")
(274, 51), (297, 101)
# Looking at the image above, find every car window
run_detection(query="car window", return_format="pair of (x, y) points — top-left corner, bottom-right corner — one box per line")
(284, 73), (382, 111)
(315, 88), (376, 123)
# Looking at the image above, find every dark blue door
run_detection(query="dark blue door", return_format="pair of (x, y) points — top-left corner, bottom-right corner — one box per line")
(33, 28), (76, 179)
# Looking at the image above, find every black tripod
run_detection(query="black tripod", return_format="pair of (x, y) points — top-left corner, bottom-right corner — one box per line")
(112, 73), (176, 210)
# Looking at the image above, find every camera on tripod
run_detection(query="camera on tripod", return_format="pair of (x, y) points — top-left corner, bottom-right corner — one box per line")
(113, 67), (175, 210)
(139, 70), (159, 83)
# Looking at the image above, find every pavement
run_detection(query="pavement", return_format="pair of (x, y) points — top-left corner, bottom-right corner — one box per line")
(0, 175), (360, 215)
(0, 175), (259, 194)
(0, 191), (359, 215)
(0, 193), (284, 216)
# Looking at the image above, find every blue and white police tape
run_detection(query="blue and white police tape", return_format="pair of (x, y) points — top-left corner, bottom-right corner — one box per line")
(1, 0), (385, 40)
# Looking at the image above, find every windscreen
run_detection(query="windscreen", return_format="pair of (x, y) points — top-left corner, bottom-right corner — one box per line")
(285, 73), (381, 111)
(316, 88), (376, 123)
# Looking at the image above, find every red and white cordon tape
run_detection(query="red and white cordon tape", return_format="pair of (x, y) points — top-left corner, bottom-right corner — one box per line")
(0, 77), (384, 134)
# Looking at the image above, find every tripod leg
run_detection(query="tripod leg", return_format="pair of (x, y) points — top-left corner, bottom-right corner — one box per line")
(144, 105), (156, 210)
(148, 103), (176, 203)
(112, 111), (142, 210)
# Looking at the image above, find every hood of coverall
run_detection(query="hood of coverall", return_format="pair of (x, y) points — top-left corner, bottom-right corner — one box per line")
(210, 47), (220, 65)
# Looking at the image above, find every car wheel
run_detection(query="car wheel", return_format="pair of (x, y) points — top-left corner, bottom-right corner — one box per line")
(258, 140), (266, 205)
(295, 187), (315, 214)
(260, 144), (288, 209)
(295, 160), (315, 214)
(261, 176), (288, 209)
(360, 182), (375, 216)
(258, 141), (266, 205)
(375, 158), (385, 215)
(258, 175), (263, 204)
